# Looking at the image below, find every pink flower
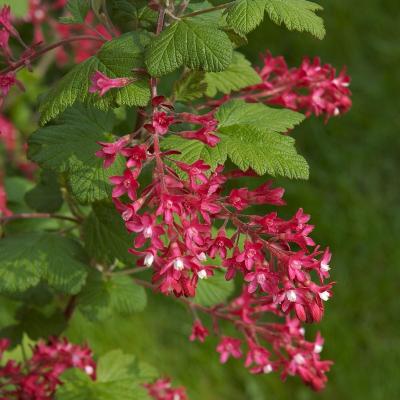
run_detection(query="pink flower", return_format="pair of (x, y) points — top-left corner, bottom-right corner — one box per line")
(110, 169), (139, 200)
(144, 378), (188, 400)
(227, 188), (250, 210)
(190, 319), (209, 342)
(95, 137), (128, 168)
(179, 112), (220, 146)
(126, 213), (165, 249)
(89, 71), (133, 96)
(122, 144), (148, 169)
(208, 230), (233, 259)
(217, 336), (243, 363)
(151, 111), (174, 135)
(0, 114), (17, 153)
(0, 181), (11, 217)
(236, 241), (264, 270)
(245, 342), (273, 374)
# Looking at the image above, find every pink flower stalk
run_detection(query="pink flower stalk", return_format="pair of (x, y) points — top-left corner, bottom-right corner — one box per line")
(179, 111), (220, 146)
(89, 71), (134, 97)
(144, 378), (188, 400)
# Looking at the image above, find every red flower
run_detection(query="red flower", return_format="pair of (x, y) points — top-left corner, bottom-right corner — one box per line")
(89, 71), (134, 97)
(110, 169), (139, 200)
(190, 319), (209, 343)
(217, 337), (243, 363)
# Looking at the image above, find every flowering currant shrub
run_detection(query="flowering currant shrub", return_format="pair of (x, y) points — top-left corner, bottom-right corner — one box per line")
(0, 0), (352, 398)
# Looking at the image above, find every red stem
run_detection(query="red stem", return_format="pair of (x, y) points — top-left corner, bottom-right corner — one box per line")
(0, 36), (105, 75)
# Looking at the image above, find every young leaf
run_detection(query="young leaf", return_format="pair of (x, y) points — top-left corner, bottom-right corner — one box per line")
(194, 271), (234, 307)
(205, 52), (262, 97)
(216, 99), (305, 133)
(25, 170), (63, 213)
(145, 20), (233, 77)
(59, 0), (90, 24)
(83, 202), (133, 264)
(0, 232), (88, 294)
(219, 125), (309, 178)
(39, 32), (151, 125)
(78, 271), (147, 321)
(28, 105), (124, 204)
(226, 0), (325, 39)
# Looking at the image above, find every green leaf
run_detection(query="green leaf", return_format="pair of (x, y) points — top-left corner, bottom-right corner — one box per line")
(172, 71), (207, 103)
(39, 32), (151, 125)
(28, 105), (125, 204)
(215, 100), (309, 178)
(226, 0), (325, 39)
(161, 135), (227, 176)
(83, 202), (133, 264)
(60, 0), (90, 24)
(219, 125), (309, 178)
(56, 351), (153, 400)
(195, 271), (234, 306)
(78, 271), (147, 321)
(145, 19), (233, 77)
(216, 99), (305, 134)
(205, 52), (261, 97)
(0, 232), (88, 294)
(226, 0), (267, 34)
(25, 170), (63, 213)
(0, 0), (28, 17)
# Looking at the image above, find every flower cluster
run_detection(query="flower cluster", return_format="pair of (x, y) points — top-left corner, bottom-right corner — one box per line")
(0, 338), (95, 399)
(207, 52), (351, 121)
(144, 378), (188, 400)
(95, 90), (336, 389)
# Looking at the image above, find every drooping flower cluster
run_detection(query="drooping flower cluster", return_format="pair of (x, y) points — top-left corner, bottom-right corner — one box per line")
(207, 52), (352, 121)
(0, 338), (95, 399)
(144, 378), (188, 400)
(95, 91), (337, 389)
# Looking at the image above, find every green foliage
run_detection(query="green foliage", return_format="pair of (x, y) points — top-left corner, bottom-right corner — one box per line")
(161, 136), (227, 177)
(83, 202), (133, 264)
(0, 232), (88, 294)
(205, 52), (261, 97)
(78, 271), (147, 321)
(145, 19), (233, 77)
(194, 271), (234, 307)
(39, 32), (151, 125)
(216, 99), (305, 133)
(216, 100), (309, 178)
(0, 0), (28, 17)
(29, 105), (124, 204)
(172, 71), (207, 103)
(56, 350), (154, 399)
(226, 0), (325, 38)
(59, 0), (90, 24)
(25, 170), (64, 213)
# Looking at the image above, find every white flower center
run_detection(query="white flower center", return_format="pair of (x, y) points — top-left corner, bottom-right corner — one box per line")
(319, 291), (330, 301)
(197, 270), (207, 279)
(320, 261), (331, 272)
(294, 354), (305, 365)
(143, 226), (153, 238)
(263, 364), (273, 374)
(144, 253), (154, 267)
(286, 290), (297, 302)
(174, 258), (184, 271)
(84, 365), (94, 375)
(314, 344), (323, 354)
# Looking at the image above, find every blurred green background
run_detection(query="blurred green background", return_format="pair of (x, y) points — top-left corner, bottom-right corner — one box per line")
(2, 0), (399, 398)
(66, 1), (400, 399)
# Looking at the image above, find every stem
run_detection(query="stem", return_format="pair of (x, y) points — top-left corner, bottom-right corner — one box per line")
(64, 295), (77, 321)
(0, 36), (105, 75)
(110, 267), (150, 276)
(182, 2), (234, 19)
(0, 213), (80, 224)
